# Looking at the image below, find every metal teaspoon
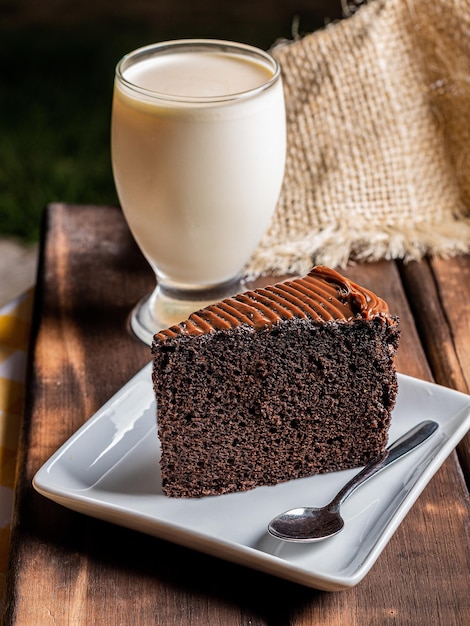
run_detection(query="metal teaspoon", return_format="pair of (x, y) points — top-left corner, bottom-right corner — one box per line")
(268, 420), (438, 543)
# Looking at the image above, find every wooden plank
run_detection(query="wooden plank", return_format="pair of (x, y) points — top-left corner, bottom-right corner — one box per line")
(4, 206), (469, 624)
(399, 258), (469, 394)
(399, 256), (470, 484)
(431, 255), (470, 392)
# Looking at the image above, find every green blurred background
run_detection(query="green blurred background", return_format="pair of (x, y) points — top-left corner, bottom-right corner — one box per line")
(0, 0), (345, 243)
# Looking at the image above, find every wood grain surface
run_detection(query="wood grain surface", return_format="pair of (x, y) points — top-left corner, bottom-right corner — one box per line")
(3, 204), (469, 625)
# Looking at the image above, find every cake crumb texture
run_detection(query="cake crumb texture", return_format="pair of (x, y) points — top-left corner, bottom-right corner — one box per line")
(153, 314), (399, 498)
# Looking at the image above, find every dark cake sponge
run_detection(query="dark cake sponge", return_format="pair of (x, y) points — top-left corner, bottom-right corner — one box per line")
(152, 266), (400, 498)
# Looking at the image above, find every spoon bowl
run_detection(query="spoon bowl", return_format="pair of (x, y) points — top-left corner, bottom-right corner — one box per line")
(271, 506), (344, 542)
(268, 420), (438, 543)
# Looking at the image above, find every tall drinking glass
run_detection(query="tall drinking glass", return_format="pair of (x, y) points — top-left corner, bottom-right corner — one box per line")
(111, 39), (286, 344)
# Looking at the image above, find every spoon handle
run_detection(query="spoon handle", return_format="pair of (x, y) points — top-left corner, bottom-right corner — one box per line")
(330, 420), (438, 508)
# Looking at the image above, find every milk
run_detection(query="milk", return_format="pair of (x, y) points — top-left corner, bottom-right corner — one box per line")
(111, 43), (286, 290)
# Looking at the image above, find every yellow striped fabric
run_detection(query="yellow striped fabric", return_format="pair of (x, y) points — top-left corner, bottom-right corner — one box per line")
(0, 289), (34, 607)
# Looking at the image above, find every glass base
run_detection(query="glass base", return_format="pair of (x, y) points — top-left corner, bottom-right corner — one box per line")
(129, 278), (244, 345)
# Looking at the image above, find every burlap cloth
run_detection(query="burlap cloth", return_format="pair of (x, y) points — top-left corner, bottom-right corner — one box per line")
(246, 0), (470, 277)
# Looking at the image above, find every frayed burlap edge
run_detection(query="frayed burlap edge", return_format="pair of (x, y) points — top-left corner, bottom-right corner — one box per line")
(247, 214), (470, 279)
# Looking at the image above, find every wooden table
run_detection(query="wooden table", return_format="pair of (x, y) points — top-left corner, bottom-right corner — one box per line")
(3, 204), (469, 625)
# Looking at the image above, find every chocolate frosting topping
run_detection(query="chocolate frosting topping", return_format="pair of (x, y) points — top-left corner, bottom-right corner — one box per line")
(155, 266), (391, 342)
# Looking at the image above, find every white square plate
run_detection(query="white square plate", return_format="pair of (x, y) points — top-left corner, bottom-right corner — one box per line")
(33, 364), (470, 591)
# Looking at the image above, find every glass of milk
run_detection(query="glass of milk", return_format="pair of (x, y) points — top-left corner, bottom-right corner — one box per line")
(111, 39), (286, 343)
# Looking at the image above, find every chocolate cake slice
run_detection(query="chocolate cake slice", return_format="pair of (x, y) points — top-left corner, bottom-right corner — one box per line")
(151, 266), (400, 498)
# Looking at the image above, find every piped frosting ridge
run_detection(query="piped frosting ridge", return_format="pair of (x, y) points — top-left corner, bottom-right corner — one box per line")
(155, 266), (390, 341)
